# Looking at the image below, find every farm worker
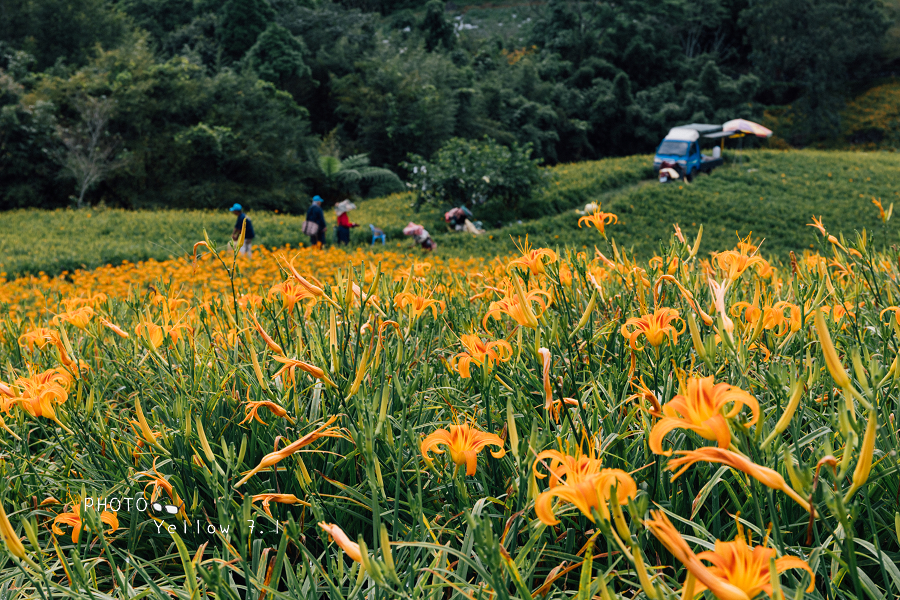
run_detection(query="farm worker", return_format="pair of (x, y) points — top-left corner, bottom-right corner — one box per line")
(229, 203), (255, 258)
(334, 199), (359, 245)
(304, 196), (327, 247)
(402, 222), (436, 252)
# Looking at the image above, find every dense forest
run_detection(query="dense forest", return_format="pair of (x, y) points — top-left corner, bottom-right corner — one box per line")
(0, 0), (893, 212)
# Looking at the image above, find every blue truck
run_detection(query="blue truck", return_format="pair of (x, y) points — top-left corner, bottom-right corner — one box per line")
(654, 124), (724, 182)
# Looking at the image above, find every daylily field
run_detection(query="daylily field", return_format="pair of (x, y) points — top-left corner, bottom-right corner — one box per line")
(0, 207), (899, 599)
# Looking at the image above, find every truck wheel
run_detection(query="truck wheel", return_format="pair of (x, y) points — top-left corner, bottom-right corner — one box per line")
(685, 169), (694, 183)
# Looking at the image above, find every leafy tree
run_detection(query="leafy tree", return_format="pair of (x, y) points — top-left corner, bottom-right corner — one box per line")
(219, 0), (276, 62)
(53, 95), (128, 208)
(421, 0), (454, 52)
(34, 38), (314, 211)
(741, 0), (888, 139)
(404, 136), (546, 222)
(117, 0), (197, 47)
(245, 23), (311, 91)
(0, 0), (129, 70)
(0, 68), (61, 209)
(333, 45), (459, 167)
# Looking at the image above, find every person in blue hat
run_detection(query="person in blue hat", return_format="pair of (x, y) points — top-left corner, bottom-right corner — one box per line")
(303, 196), (327, 247)
(229, 203), (255, 258)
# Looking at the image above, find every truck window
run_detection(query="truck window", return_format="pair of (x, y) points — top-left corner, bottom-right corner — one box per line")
(658, 140), (689, 155)
(690, 142), (698, 155)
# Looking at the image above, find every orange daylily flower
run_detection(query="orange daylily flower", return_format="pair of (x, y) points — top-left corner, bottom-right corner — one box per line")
(235, 416), (344, 487)
(449, 334), (513, 378)
(578, 210), (619, 237)
(555, 262), (573, 287)
(18, 328), (60, 351)
(646, 510), (814, 600)
(52, 306), (95, 329)
(252, 493), (309, 519)
(278, 254), (333, 304)
(807, 215), (826, 236)
(881, 306), (900, 325)
(393, 292), (445, 320)
(482, 279), (551, 329)
(394, 262), (433, 282)
(239, 400), (294, 426)
(534, 469), (637, 525)
(649, 376), (759, 455)
(319, 522), (363, 563)
(420, 424), (505, 475)
(237, 293), (264, 309)
(5, 368), (71, 423)
(667, 447), (811, 512)
(730, 301), (801, 336)
(649, 255), (679, 275)
(135, 322), (164, 349)
(52, 504), (119, 544)
(269, 279), (318, 315)
(507, 242), (558, 276)
(715, 250), (769, 281)
(61, 293), (108, 311)
(532, 449), (605, 489)
(141, 458), (188, 520)
(620, 308), (685, 350)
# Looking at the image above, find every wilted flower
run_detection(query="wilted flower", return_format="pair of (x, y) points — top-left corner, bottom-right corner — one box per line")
(319, 522), (363, 564)
(236, 416), (344, 487)
(252, 493), (308, 519)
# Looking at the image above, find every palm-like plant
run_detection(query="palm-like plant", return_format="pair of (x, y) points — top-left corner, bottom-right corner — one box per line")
(311, 140), (402, 203)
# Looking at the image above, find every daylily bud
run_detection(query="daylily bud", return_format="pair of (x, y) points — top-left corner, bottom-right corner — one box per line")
(135, 396), (163, 451)
(689, 225), (703, 259)
(0, 503), (26, 561)
(506, 396), (519, 462)
(632, 548), (658, 600)
(845, 409), (877, 502)
(762, 380), (804, 449)
(687, 313), (707, 362)
(243, 330), (268, 390)
(574, 291), (597, 332)
(814, 308), (851, 389)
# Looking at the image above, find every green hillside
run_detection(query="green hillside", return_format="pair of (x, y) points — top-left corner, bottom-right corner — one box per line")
(3, 150), (899, 278)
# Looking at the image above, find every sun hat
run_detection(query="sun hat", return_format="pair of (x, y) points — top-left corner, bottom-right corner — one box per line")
(335, 200), (357, 216)
(229, 203), (242, 212)
(312, 196), (324, 204)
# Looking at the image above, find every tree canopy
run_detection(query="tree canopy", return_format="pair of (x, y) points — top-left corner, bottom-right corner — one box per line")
(0, 0), (894, 210)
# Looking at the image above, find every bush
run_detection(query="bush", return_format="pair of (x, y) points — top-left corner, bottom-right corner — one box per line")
(404, 136), (547, 225)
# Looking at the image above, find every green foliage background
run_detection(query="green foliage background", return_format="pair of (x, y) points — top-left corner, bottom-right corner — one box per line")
(0, 0), (895, 213)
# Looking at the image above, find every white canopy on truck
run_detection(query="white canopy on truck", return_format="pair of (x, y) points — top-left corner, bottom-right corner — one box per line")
(664, 127), (700, 142)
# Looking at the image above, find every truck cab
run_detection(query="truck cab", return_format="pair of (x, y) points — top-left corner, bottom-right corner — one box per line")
(654, 127), (702, 181)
